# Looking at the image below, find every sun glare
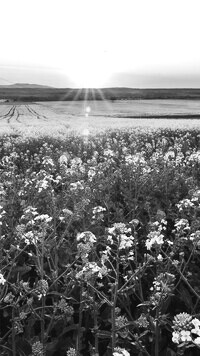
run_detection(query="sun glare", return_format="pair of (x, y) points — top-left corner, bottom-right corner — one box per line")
(64, 52), (111, 88)
(68, 65), (109, 88)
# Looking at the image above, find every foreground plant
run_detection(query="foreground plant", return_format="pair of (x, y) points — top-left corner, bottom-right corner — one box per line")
(1, 129), (200, 355)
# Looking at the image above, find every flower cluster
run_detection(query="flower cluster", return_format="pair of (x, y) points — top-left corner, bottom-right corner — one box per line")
(150, 272), (175, 305)
(146, 220), (167, 250)
(35, 279), (49, 299)
(113, 347), (130, 356)
(32, 341), (44, 356)
(75, 261), (108, 281)
(76, 231), (96, 262)
(66, 348), (77, 356)
(92, 205), (106, 222)
(107, 223), (134, 250)
(172, 313), (200, 345)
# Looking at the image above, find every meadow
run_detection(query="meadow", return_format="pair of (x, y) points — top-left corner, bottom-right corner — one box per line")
(1, 101), (200, 355)
(1, 100), (200, 137)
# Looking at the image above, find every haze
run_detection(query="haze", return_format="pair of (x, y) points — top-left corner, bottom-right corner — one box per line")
(1, 0), (200, 88)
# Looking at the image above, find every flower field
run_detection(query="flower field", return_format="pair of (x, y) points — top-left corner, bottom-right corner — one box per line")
(1, 127), (200, 355)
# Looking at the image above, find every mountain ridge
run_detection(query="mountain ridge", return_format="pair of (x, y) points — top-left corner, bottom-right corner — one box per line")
(0, 83), (54, 89)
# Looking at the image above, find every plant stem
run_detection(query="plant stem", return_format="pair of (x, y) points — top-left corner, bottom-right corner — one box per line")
(77, 283), (83, 356)
(93, 302), (99, 356)
(111, 249), (119, 353)
(155, 307), (159, 356)
(12, 307), (16, 356)
(41, 229), (45, 352)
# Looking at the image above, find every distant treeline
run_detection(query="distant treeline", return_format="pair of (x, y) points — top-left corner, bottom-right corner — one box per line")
(1, 88), (200, 101)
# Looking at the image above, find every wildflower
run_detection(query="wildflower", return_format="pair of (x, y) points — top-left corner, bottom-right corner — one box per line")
(188, 151), (200, 164)
(34, 214), (52, 223)
(92, 206), (106, 221)
(22, 206), (38, 220)
(107, 223), (134, 250)
(0, 205), (5, 225)
(77, 231), (96, 244)
(76, 242), (92, 262)
(189, 231), (200, 244)
(194, 337), (200, 345)
(20, 281), (30, 292)
(42, 156), (54, 168)
(136, 314), (149, 328)
(191, 318), (200, 336)
(150, 273), (175, 305)
(125, 153), (146, 166)
(104, 149), (115, 157)
(146, 231), (164, 250)
(174, 219), (190, 232)
(57, 298), (74, 316)
(171, 313), (198, 345)
(4, 292), (14, 303)
(69, 181), (84, 192)
(157, 254), (163, 261)
(76, 262), (107, 281)
(88, 167), (96, 180)
(19, 311), (27, 320)
(180, 330), (192, 342)
(119, 234), (134, 250)
(173, 312), (192, 330)
(59, 154), (69, 166)
(176, 199), (194, 211)
(36, 177), (49, 192)
(192, 318), (200, 328)
(35, 279), (48, 299)
(27, 297), (33, 306)
(115, 314), (129, 338)
(101, 246), (112, 264)
(172, 331), (180, 344)
(59, 209), (73, 221)
(113, 347), (130, 356)
(66, 348), (77, 356)
(164, 150), (175, 161)
(32, 341), (44, 356)
(0, 272), (6, 285)
(23, 231), (39, 245)
(191, 190), (200, 202)
(129, 218), (140, 227)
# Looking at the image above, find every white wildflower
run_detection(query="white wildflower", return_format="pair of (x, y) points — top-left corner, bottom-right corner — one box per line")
(0, 273), (6, 285)
(180, 330), (192, 342)
(194, 336), (200, 345)
(172, 331), (180, 344)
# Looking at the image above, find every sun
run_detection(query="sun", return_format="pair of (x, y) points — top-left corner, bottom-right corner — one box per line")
(63, 50), (111, 88)
(68, 62), (110, 88)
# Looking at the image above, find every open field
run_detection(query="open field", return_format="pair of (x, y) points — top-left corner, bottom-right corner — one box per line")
(1, 99), (200, 136)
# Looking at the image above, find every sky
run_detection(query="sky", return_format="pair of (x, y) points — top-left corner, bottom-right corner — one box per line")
(0, 0), (200, 88)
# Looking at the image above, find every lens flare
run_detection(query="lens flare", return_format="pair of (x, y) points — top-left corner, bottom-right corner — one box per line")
(86, 106), (91, 113)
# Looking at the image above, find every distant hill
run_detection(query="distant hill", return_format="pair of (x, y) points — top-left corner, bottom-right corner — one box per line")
(1, 87), (200, 101)
(0, 83), (53, 89)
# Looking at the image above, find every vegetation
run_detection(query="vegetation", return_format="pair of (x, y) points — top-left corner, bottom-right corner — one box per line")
(2, 87), (200, 102)
(1, 128), (200, 355)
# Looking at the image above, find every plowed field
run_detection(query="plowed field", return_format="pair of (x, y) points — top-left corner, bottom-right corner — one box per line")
(1, 100), (200, 137)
